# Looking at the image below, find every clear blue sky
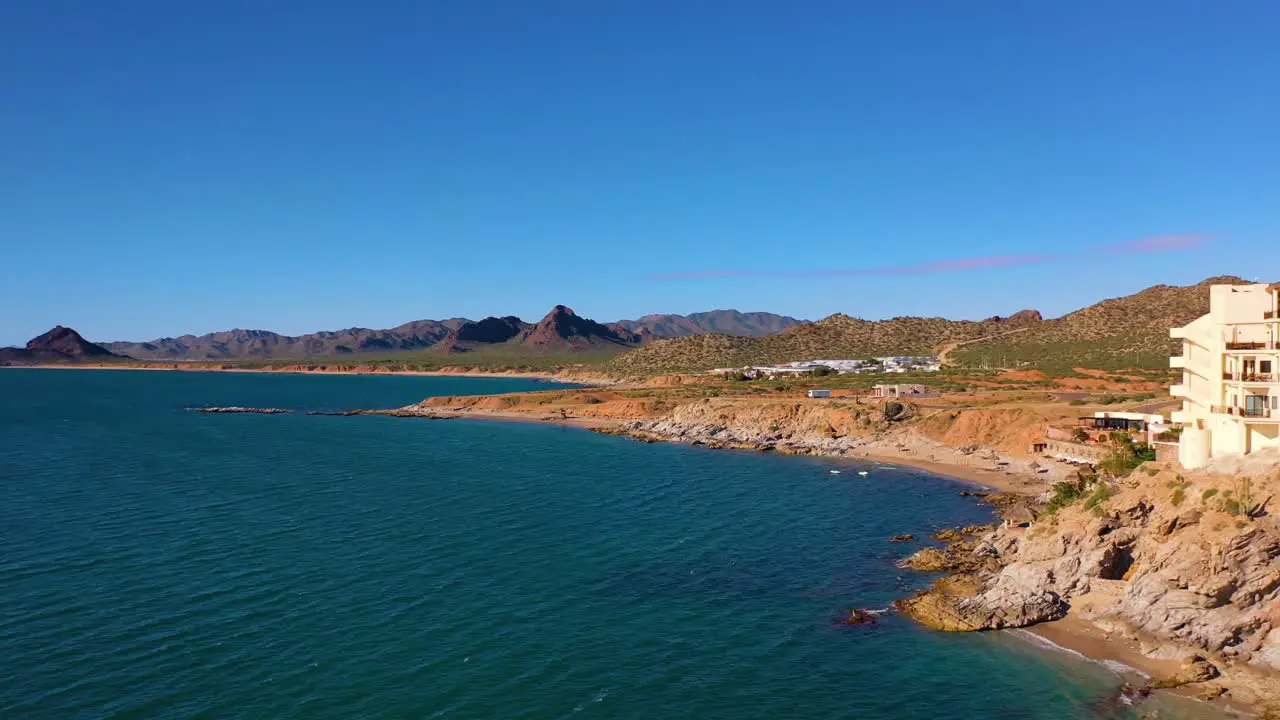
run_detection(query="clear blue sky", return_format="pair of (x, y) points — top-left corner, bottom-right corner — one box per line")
(2, 1), (1277, 344)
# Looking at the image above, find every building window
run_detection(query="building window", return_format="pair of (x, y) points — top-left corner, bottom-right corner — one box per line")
(1263, 360), (1273, 374)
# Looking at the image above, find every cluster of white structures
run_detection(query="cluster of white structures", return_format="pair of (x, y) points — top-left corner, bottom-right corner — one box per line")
(876, 356), (943, 373)
(712, 356), (941, 378)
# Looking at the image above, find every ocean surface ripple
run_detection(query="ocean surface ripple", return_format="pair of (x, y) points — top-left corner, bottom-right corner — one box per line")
(0, 370), (1225, 719)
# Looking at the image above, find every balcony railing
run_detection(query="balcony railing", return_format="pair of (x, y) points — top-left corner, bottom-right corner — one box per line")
(1223, 372), (1280, 383)
(1210, 405), (1276, 419)
(1266, 310), (1277, 320)
(1225, 341), (1279, 351)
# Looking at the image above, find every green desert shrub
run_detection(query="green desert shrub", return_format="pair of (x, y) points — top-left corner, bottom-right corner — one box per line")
(1046, 483), (1082, 513)
(1098, 435), (1156, 478)
(1045, 475), (1100, 514)
(1084, 484), (1116, 510)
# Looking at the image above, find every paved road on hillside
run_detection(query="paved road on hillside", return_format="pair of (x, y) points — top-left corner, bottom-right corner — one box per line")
(1132, 398), (1180, 415)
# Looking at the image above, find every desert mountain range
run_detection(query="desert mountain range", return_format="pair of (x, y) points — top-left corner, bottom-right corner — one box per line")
(2, 277), (1247, 370)
(98, 309), (804, 361)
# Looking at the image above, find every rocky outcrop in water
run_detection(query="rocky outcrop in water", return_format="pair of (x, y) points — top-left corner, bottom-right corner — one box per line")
(895, 449), (1280, 709)
(836, 609), (879, 626)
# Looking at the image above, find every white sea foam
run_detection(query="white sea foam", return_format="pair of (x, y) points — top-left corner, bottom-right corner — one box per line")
(1102, 659), (1148, 678)
(1009, 630), (1149, 679)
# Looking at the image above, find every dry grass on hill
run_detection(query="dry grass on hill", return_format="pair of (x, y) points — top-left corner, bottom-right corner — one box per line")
(609, 314), (1037, 374)
(953, 276), (1247, 371)
(610, 276), (1244, 375)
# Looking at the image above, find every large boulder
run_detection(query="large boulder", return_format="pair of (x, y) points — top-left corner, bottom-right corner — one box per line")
(896, 569), (1068, 631)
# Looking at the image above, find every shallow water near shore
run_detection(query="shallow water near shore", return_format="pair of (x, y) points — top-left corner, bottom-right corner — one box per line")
(1, 369), (1228, 718)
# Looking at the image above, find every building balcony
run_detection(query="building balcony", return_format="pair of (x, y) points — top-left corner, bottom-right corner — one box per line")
(1225, 341), (1279, 351)
(1170, 355), (1187, 369)
(1210, 405), (1277, 420)
(1223, 372), (1280, 383)
(1170, 384), (1190, 398)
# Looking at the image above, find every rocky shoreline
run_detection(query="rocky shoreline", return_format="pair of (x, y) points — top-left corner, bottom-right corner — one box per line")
(591, 399), (1070, 494)
(892, 450), (1280, 714)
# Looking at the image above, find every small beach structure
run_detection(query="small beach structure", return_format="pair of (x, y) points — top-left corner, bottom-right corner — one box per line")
(807, 389), (832, 398)
(872, 383), (925, 398)
(1077, 411), (1170, 444)
(1003, 505), (1037, 529)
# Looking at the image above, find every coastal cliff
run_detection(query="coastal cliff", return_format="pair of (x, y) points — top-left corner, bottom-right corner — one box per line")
(392, 390), (1075, 491)
(896, 449), (1280, 709)
(597, 397), (1068, 491)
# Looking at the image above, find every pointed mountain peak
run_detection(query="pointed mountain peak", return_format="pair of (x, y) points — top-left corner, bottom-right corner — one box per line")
(544, 305), (577, 319)
(6, 326), (121, 363)
(27, 326), (116, 356)
(520, 306), (637, 348)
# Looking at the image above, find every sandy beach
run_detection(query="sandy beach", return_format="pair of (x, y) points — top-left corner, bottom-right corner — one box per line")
(370, 403), (1053, 495)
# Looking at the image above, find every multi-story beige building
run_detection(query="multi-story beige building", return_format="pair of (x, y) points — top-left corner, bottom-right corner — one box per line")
(1170, 282), (1280, 468)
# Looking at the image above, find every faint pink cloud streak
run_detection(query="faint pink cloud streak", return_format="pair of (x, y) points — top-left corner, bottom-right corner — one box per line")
(1102, 234), (1209, 254)
(647, 235), (1208, 281)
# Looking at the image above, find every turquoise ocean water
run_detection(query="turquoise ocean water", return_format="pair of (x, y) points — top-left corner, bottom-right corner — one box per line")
(0, 369), (1224, 719)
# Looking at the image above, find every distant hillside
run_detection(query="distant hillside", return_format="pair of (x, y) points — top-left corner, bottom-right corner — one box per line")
(609, 312), (1042, 374)
(103, 318), (470, 360)
(433, 316), (530, 353)
(613, 310), (804, 338)
(435, 306), (641, 354)
(0, 326), (124, 365)
(951, 275), (1249, 370)
(609, 276), (1247, 375)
